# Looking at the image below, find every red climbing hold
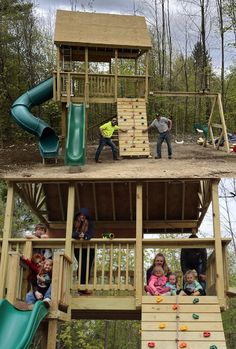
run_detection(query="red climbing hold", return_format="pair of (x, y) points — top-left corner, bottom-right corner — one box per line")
(179, 342), (187, 348)
(148, 342), (156, 348)
(203, 331), (211, 337)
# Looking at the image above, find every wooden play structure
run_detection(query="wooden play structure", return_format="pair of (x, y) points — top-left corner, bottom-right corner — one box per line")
(1, 10), (233, 349)
(0, 178), (232, 348)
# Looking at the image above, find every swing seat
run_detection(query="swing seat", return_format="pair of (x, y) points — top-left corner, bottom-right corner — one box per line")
(175, 139), (184, 144)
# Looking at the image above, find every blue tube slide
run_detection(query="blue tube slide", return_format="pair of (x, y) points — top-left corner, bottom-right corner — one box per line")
(11, 77), (59, 158)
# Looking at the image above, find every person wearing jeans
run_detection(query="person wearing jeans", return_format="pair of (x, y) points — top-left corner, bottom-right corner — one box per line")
(142, 113), (172, 159)
(95, 116), (128, 163)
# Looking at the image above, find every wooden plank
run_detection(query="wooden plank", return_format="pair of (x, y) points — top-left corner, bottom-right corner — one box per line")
(142, 304), (220, 313)
(142, 321), (224, 331)
(142, 341), (227, 349)
(136, 184), (143, 307)
(142, 331), (225, 341)
(142, 296), (219, 304)
(212, 180), (225, 309)
(141, 312), (223, 322)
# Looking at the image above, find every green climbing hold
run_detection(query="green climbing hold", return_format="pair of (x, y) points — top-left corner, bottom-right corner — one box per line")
(192, 313), (199, 319)
(193, 298), (199, 304)
(210, 346), (217, 349)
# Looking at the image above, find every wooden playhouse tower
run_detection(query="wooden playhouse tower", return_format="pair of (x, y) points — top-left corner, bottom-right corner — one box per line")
(0, 10), (232, 349)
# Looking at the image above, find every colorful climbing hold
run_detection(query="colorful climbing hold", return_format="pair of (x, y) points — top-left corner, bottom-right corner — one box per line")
(193, 298), (199, 304)
(179, 342), (187, 348)
(203, 331), (211, 337)
(159, 323), (166, 329)
(172, 304), (178, 310)
(180, 326), (188, 331)
(192, 313), (199, 319)
(148, 342), (156, 348)
(156, 296), (163, 303)
(209, 345), (217, 349)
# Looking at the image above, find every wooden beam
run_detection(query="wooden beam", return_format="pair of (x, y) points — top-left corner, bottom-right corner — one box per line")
(56, 46), (61, 101)
(211, 180), (225, 309)
(0, 183), (14, 298)
(151, 91), (218, 98)
(85, 47), (89, 106)
(114, 49), (118, 101)
(145, 52), (149, 102)
(135, 184), (143, 307)
(65, 184), (75, 258)
(142, 238), (231, 249)
(217, 93), (230, 152)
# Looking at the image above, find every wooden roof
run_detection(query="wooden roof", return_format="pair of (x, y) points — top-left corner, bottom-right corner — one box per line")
(54, 10), (152, 50)
(14, 179), (212, 237)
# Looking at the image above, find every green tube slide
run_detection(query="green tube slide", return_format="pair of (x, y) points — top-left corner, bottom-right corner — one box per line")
(0, 299), (48, 349)
(65, 103), (86, 166)
(11, 77), (59, 158)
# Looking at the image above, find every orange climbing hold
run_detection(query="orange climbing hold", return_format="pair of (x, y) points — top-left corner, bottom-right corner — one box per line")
(159, 323), (166, 329)
(179, 342), (187, 348)
(172, 304), (178, 310)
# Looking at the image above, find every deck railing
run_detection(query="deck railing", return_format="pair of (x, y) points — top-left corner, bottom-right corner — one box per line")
(53, 72), (146, 101)
(0, 237), (230, 305)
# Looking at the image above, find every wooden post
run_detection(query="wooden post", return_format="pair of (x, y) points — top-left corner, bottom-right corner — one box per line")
(217, 93), (230, 153)
(56, 47), (61, 101)
(211, 180), (225, 309)
(47, 320), (58, 349)
(208, 96), (217, 149)
(135, 184), (143, 307)
(6, 252), (20, 304)
(85, 47), (89, 107)
(0, 182), (14, 298)
(61, 103), (67, 154)
(114, 49), (118, 101)
(145, 51), (149, 102)
(65, 183), (75, 258)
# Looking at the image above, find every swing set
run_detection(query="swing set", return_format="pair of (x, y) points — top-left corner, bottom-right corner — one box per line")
(149, 90), (230, 152)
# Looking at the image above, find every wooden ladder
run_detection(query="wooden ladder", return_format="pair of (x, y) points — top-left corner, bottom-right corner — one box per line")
(141, 295), (227, 349)
(117, 98), (150, 157)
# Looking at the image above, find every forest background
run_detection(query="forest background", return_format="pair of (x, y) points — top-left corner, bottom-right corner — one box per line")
(1, 0), (236, 348)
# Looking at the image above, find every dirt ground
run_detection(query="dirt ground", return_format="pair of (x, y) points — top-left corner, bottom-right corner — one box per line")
(0, 140), (236, 180)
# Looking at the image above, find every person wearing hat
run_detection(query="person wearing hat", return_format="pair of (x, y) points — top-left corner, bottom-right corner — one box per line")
(142, 113), (172, 159)
(95, 116), (128, 163)
(72, 208), (95, 294)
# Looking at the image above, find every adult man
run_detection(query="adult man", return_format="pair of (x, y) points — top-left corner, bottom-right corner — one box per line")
(142, 113), (172, 159)
(180, 233), (207, 293)
(95, 116), (127, 163)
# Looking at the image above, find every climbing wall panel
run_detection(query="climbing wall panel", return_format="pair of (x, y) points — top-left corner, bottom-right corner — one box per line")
(141, 295), (227, 349)
(117, 98), (150, 157)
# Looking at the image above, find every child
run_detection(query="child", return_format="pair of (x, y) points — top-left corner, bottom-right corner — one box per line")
(25, 223), (52, 259)
(26, 259), (53, 307)
(145, 266), (170, 295)
(166, 273), (180, 295)
(182, 269), (204, 296)
(21, 253), (45, 291)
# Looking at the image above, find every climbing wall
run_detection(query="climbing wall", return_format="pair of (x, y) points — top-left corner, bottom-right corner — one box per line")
(141, 295), (226, 349)
(117, 98), (150, 157)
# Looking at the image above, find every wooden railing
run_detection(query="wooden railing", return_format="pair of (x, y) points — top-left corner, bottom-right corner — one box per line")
(73, 239), (136, 293)
(53, 72), (146, 102)
(0, 237), (231, 304)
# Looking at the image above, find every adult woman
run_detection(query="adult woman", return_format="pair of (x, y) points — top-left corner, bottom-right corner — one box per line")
(146, 253), (171, 284)
(72, 208), (94, 291)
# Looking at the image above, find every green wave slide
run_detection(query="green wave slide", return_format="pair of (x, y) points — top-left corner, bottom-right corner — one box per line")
(11, 77), (59, 158)
(65, 103), (86, 166)
(0, 299), (48, 349)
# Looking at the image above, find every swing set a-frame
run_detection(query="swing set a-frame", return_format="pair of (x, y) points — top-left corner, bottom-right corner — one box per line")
(150, 90), (230, 152)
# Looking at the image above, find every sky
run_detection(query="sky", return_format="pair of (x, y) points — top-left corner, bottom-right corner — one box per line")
(34, 0), (236, 71)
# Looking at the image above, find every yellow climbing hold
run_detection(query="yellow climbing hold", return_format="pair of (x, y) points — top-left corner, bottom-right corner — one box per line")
(156, 296), (163, 303)
(159, 323), (166, 329)
(180, 326), (188, 331)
